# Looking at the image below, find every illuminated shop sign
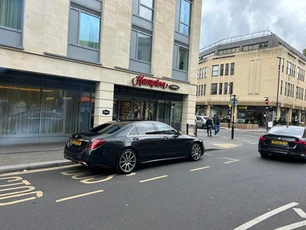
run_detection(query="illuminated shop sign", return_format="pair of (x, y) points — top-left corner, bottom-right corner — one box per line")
(132, 75), (168, 89)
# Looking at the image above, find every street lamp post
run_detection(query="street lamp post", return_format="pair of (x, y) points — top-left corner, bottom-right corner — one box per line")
(276, 57), (281, 119)
(231, 94), (236, 140)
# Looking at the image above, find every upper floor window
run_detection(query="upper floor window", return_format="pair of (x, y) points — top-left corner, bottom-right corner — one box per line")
(130, 29), (152, 63)
(139, 0), (154, 21)
(0, 0), (22, 30)
(230, 63), (235, 75)
(178, 46), (189, 71)
(211, 83), (217, 95)
(225, 63), (229, 75)
(179, 0), (191, 36)
(212, 65), (218, 76)
(79, 13), (100, 49)
(220, 64), (224, 76)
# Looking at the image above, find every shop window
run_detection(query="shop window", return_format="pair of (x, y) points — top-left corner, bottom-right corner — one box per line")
(0, 0), (23, 48)
(211, 83), (217, 95)
(145, 102), (156, 120)
(67, 1), (101, 63)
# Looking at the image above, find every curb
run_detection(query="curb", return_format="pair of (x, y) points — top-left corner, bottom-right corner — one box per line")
(0, 160), (73, 174)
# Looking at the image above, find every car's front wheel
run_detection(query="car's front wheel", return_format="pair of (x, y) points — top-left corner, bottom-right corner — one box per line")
(116, 149), (137, 174)
(190, 143), (202, 161)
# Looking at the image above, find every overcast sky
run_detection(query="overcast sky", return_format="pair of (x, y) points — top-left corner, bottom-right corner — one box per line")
(200, 0), (306, 53)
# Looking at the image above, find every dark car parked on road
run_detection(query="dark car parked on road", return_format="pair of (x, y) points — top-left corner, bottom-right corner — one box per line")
(64, 121), (205, 174)
(258, 125), (306, 160)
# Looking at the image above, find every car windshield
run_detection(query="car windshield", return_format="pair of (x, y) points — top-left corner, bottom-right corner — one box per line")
(269, 126), (304, 136)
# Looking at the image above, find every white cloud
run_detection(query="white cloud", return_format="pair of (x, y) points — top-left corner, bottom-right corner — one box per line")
(200, 0), (306, 52)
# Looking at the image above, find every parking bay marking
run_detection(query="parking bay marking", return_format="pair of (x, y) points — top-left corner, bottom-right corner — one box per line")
(222, 157), (239, 164)
(234, 202), (299, 230)
(190, 166), (210, 172)
(139, 175), (168, 183)
(56, 190), (103, 203)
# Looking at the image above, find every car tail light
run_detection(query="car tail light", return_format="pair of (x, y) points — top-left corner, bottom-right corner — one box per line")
(86, 139), (106, 150)
(295, 139), (306, 145)
(259, 136), (266, 141)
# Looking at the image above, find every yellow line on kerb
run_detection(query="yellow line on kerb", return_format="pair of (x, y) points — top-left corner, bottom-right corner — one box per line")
(190, 166), (210, 171)
(139, 175), (168, 183)
(55, 190), (103, 203)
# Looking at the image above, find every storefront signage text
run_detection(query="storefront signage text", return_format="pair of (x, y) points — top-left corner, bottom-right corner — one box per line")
(132, 75), (168, 89)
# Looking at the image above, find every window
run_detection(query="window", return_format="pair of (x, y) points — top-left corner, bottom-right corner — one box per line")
(178, 46), (189, 71)
(0, 0), (23, 47)
(218, 83), (223, 95)
(204, 67), (207, 78)
(212, 65), (219, 77)
(287, 61), (292, 75)
(211, 83), (217, 95)
(229, 82), (233, 94)
(179, 0), (191, 36)
(203, 84), (206, 95)
(220, 64), (224, 76)
(68, 1), (102, 63)
(280, 80), (283, 94)
(225, 63), (229, 75)
(0, 0), (22, 29)
(139, 0), (154, 21)
(230, 63), (235, 75)
(223, 82), (228, 94)
(136, 123), (155, 135)
(79, 13), (100, 49)
(130, 29), (152, 63)
(155, 123), (177, 135)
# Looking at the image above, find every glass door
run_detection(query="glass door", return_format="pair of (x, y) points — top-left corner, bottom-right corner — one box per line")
(170, 102), (182, 131)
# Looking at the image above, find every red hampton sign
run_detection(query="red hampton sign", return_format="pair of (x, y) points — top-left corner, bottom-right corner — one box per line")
(132, 75), (168, 89)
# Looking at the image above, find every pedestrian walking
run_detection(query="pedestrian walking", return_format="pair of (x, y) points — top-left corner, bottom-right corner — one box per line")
(213, 113), (220, 136)
(205, 116), (213, 137)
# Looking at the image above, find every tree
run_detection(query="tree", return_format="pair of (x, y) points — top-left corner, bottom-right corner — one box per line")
(303, 49), (306, 56)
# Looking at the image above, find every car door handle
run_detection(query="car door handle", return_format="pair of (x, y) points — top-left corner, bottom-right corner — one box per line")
(133, 137), (139, 141)
(163, 136), (169, 140)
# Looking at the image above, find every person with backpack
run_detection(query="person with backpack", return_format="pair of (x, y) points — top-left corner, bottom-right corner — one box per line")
(205, 116), (213, 137)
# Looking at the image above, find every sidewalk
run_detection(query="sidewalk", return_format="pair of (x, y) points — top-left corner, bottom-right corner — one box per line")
(0, 127), (265, 174)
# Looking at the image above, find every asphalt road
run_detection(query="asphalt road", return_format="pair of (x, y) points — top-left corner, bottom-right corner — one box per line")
(1, 129), (306, 230)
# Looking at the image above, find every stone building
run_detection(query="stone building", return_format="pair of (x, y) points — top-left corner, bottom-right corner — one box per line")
(196, 31), (306, 127)
(0, 0), (201, 145)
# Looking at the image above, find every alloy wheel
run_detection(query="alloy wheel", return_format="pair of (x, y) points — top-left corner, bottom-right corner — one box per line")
(191, 143), (202, 161)
(117, 149), (137, 174)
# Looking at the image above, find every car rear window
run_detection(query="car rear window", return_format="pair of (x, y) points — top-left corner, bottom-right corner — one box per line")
(269, 126), (304, 136)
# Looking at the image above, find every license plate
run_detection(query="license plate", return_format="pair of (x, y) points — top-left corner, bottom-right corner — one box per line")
(271, 140), (288, 145)
(72, 139), (82, 146)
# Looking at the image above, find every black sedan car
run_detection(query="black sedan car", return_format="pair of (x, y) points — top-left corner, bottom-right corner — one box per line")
(64, 121), (205, 174)
(258, 125), (306, 159)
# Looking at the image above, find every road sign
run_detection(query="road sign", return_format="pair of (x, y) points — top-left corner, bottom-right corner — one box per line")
(264, 98), (269, 105)
(229, 98), (238, 106)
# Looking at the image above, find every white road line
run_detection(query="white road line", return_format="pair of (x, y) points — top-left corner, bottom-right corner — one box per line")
(293, 208), (306, 218)
(222, 157), (239, 164)
(55, 190), (103, 203)
(190, 166), (210, 172)
(139, 175), (168, 183)
(234, 202), (299, 230)
(274, 220), (306, 230)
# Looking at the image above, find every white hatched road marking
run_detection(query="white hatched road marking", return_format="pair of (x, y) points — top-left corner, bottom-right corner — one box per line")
(222, 157), (239, 164)
(234, 202), (299, 230)
(56, 190), (103, 203)
(293, 208), (306, 218)
(274, 220), (306, 230)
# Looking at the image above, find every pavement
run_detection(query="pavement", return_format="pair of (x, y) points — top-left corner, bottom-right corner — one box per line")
(0, 127), (267, 174)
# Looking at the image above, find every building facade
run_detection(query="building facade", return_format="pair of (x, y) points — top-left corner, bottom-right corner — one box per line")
(0, 0), (201, 145)
(196, 31), (306, 127)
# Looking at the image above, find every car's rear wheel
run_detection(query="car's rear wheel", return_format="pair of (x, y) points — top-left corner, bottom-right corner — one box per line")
(190, 143), (202, 161)
(116, 149), (137, 174)
(259, 151), (269, 158)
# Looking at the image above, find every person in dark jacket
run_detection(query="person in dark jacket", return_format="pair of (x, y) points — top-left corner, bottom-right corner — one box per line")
(205, 116), (213, 137)
(213, 113), (221, 136)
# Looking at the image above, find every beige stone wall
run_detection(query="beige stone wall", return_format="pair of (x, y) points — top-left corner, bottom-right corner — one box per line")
(100, 0), (132, 68)
(23, 0), (69, 55)
(197, 46), (306, 110)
